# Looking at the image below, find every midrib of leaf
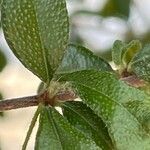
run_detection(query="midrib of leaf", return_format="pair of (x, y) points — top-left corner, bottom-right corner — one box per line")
(62, 103), (112, 148)
(30, 0), (50, 83)
(74, 82), (147, 134)
(47, 108), (63, 150)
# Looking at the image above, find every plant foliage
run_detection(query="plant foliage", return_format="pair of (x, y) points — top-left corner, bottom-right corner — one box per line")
(1, 0), (150, 150)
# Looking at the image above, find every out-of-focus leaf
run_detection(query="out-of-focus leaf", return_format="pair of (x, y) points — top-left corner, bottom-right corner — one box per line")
(59, 70), (150, 150)
(35, 106), (101, 150)
(56, 44), (112, 74)
(101, 0), (130, 19)
(122, 40), (142, 67)
(129, 44), (150, 82)
(112, 40), (126, 66)
(0, 0), (2, 10)
(0, 50), (7, 72)
(62, 101), (114, 150)
(112, 40), (142, 72)
(2, 0), (69, 82)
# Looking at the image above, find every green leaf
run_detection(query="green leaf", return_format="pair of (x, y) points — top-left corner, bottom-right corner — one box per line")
(112, 40), (142, 70)
(37, 82), (46, 94)
(129, 44), (150, 82)
(62, 101), (114, 150)
(101, 0), (130, 19)
(0, 50), (7, 72)
(2, 0), (69, 82)
(59, 70), (150, 150)
(56, 44), (112, 74)
(112, 40), (126, 66)
(35, 106), (101, 150)
(122, 40), (142, 68)
(22, 105), (41, 150)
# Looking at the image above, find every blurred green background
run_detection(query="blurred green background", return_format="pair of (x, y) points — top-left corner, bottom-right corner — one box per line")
(0, 0), (150, 149)
(68, 0), (150, 60)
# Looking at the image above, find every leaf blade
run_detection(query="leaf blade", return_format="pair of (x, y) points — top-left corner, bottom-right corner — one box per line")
(59, 70), (150, 150)
(122, 40), (142, 67)
(2, 0), (69, 82)
(57, 44), (112, 74)
(112, 40), (126, 66)
(129, 44), (150, 82)
(62, 101), (114, 150)
(35, 106), (101, 150)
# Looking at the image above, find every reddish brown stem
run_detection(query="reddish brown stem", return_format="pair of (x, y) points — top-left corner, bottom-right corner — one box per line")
(0, 91), (77, 111)
(121, 75), (145, 88)
(0, 95), (39, 111)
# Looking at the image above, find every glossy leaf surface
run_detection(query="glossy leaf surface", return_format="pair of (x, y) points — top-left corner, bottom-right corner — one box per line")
(2, 0), (69, 82)
(35, 106), (101, 150)
(59, 70), (150, 150)
(57, 44), (112, 74)
(62, 101), (114, 150)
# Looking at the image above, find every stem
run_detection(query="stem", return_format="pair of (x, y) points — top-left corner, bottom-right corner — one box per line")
(22, 104), (42, 150)
(121, 75), (145, 88)
(0, 91), (77, 111)
(0, 95), (39, 111)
